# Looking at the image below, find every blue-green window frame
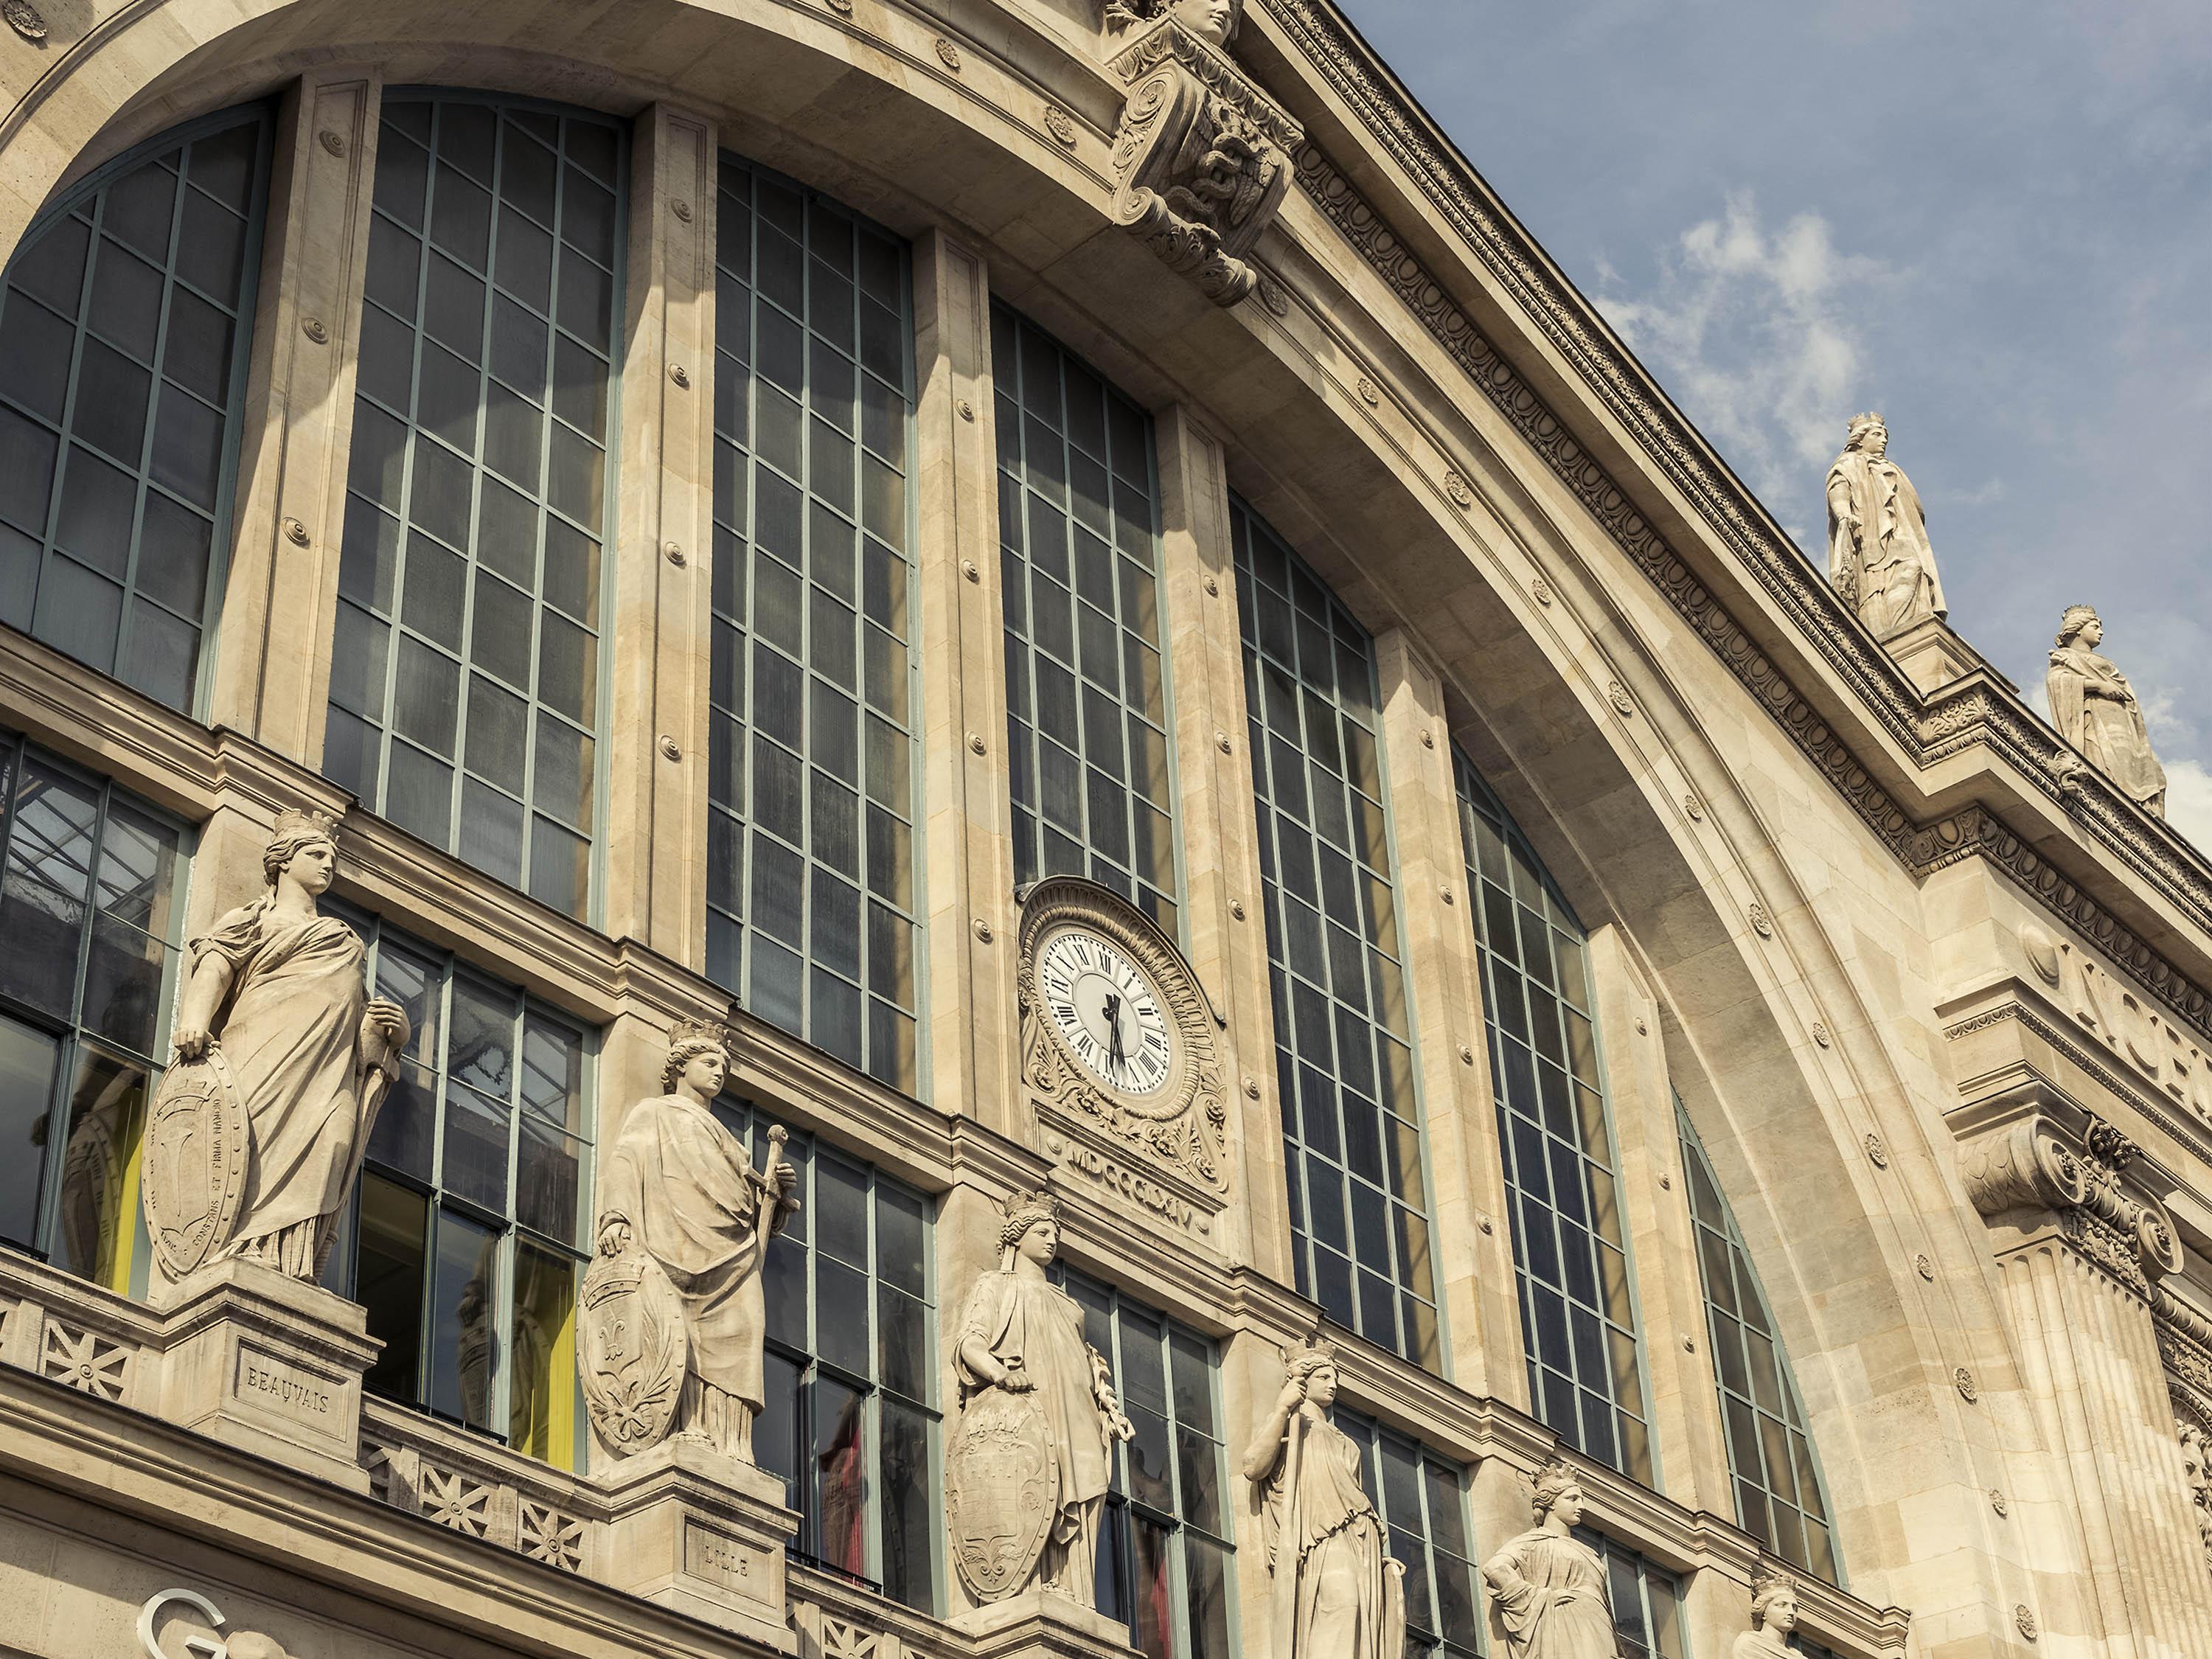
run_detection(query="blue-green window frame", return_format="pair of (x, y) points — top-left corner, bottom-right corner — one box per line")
(323, 88), (626, 924)
(1678, 1096), (1843, 1584)
(1237, 498), (1438, 1368)
(705, 153), (924, 1094)
(992, 303), (1183, 942)
(1332, 1406), (1481, 1658)
(1573, 1528), (1689, 1659)
(0, 102), (275, 715)
(1458, 749), (1655, 1481)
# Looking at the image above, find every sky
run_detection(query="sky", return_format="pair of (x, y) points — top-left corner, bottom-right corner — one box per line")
(1335, 1), (2212, 844)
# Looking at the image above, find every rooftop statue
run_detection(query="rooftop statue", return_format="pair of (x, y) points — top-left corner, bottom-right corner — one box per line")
(2047, 605), (2168, 818)
(1105, 0), (1242, 46)
(582, 1020), (798, 1462)
(1242, 1332), (1408, 1659)
(143, 807), (409, 1287)
(948, 1189), (1133, 1606)
(1825, 412), (1947, 640)
(1481, 1458), (1618, 1659)
(1733, 1564), (1802, 1658)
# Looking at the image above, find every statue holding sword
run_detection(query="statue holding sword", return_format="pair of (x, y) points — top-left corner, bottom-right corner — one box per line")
(581, 1017), (799, 1464)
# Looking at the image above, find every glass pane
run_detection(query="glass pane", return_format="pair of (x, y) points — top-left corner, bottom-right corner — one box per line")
(0, 1015), (63, 1252)
(509, 1242), (575, 1461)
(880, 1395), (934, 1611)
(428, 1206), (500, 1430)
(358, 1172), (428, 1404)
(811, 1373), (869, 1576)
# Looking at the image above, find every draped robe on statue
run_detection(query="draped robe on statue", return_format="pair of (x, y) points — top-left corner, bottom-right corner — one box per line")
(1258, 1409), (1406, 1659)
(2048, 644), (2168, 813)
(956, 1270), (1113, 1593)
(1483, 1529), (1617, 1659)
(1826, 448), (1945, 638)
(601, 1094), (782, 1444)
(195, 903), (394, 1276)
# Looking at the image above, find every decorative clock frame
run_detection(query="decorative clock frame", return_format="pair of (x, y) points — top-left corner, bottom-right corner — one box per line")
(1016, 876), (1230, 1215)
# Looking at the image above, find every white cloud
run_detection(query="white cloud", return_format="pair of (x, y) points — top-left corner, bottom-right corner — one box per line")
(2160, 759), (2212, 853)
(1597, 194), (1888, 527)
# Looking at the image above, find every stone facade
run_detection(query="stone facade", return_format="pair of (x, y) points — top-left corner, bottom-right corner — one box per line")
(0, 4), (2206, 1659)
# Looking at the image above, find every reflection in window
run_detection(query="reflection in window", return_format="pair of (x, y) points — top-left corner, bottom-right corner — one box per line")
(0, 729), (183, 1293)
(1679, 1099), (1840, 1582)
(0, 105), (272, 711)
(717, 1098), (938, 1613)
(1053, 1270), (1235, 1659)
(1458, 752), (1652, 1480)
(993, 306), (1178, 937)
(1573, 1529), (1687, 1659)
(1237, 501), (1436, 1366)
(324, 93), (624, 919)
(706, 156), (919, 1090)
(1332, 1407), (1479, 1659)
(327, 908), (592, 1468)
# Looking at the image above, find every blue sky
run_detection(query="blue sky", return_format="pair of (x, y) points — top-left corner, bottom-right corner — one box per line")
(1337, 1), (2212, 841)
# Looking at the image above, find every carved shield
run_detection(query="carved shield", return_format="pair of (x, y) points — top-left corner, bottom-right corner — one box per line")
(947, 1388), (1059, 1601)
(578, 1245), (689, 1455)
(142, 1050), (248, 1279)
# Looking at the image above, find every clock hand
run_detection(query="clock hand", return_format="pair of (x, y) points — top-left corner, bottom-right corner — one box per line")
(1103, 992), (1124, 1080)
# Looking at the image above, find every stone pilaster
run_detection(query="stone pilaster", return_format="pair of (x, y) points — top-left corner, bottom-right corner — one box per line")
(602, 104), (718, 964)
(1152, 408), (1281, 1279)
(1371, 628), (1517, 1399)
(1958, 1101), (2212, 1655)
(911, 229), (1020, 1132)
(208, 70), (383, 761)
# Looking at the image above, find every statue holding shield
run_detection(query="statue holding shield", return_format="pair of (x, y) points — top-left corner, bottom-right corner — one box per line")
(948, 1190), (1133, 1605)
(142, 807), (409, 1288)
(581, 1019), (797, 1463)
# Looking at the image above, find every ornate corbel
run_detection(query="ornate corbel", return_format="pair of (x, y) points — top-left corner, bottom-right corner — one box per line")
(1959, 1107), (2183, 1297)
(1102, 2), (1303, 307)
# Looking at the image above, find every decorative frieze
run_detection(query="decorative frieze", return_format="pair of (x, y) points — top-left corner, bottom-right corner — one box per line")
(1104, 13), (1303, 306)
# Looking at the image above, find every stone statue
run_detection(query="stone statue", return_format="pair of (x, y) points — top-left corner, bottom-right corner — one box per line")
(948, 1190), (1133, 1606)
(1106, 0), (1241, 46)
(1733, 1563), (1801, 1657)
(2178, 1419), (2212, 1574)
(143, 807), (410, 1285)
(1241, 1332), (1408, 1659)
(1481, 1458), (1618, 1659)
(584, 1020), (798, 1463)
(2047, 605), (2168, 818)
(1824, 412), (1946, 639)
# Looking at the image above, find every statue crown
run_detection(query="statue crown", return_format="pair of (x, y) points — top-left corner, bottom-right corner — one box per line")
(1284, 1329), (1338, 1375)
(271, 806), (340, 843)
(998, 1188), (1060, 1245)
(669, 1016), (733, 1051)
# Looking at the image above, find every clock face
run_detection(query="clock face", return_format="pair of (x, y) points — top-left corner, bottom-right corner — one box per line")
(1037, 928), (1174, 1096)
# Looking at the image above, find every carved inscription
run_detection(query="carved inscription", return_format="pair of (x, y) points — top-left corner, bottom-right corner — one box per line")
(686, 1522), (761, 1589)
(1045, 1130), (1209, 1234)
(2026, 925), (2212, 1132)
(234, 1348), (336, 1420)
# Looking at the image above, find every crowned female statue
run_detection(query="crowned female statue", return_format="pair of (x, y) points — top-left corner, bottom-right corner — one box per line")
(2046, 604), (2168, 818)
(588, 1020), (797, 1463)
(1825, 412), (1946, 640)
(949, 1190), (1133, 1605)
(1241, 1332), (1407, 1659)
(1481, 1458), (1619, 1659)
(145, 807), (409, 1286)
(1733, 1564), (1804, 1658)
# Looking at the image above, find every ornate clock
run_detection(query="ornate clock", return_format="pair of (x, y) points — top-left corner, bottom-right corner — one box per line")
(1017, 876), (1228, 1209)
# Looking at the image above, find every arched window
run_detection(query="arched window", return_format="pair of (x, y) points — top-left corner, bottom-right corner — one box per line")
(1237, 501), (1437, 1367)
(0, 105), (274, 710)
(324, 91), (625, 921)
(705, 155), (920, 1088)
(1678, 1097), (1843, 1582)
(1456, 750), (1653, 1479)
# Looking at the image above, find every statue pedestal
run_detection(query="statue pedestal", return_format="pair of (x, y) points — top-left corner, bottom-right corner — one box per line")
(157, 1257), (377, 1492)
(594, 1439), (798, 1652)
(953, 1590), (1138, 1659)
(1882, 614), (2013, 697)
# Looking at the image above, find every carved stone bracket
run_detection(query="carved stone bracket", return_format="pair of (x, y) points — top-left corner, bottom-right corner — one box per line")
(1105, 18), (1302, 306)
(1959, 1106), (2182, 1300)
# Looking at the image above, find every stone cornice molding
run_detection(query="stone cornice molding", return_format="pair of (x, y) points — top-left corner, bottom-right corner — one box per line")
(1251, 1), (2212, 1030)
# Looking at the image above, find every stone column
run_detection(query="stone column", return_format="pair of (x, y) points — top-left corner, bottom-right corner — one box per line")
(602, 104), (718, 965)
(1958, 1100), (2212, 1655)
(1371, 628), (1520, 1400)
(911, 229), (1020, 1130)
(207, 70), (383, 761)
(1152, 408), (1282, 1278)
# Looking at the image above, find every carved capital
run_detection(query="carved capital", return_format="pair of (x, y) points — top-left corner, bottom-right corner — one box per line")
(1106, 19), (1302, 307)
(1959, 1107), (2182, 1295)
(1959, 1116), (2087, 1218)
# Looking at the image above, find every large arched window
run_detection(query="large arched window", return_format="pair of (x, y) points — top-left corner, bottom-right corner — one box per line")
(1456, 750), (1653, 1479)
(1678, 1097), (1842, 1582)
(1237, 501), (1437, 1367)
(704, 155), (920, 1089)
(0, 105), (274, 711)
(324, 91), (625, 921)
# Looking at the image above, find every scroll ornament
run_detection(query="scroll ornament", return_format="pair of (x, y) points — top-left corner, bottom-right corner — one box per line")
(1104, 4), (1303, 307)
(1959, 1113), (2183, 1295)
